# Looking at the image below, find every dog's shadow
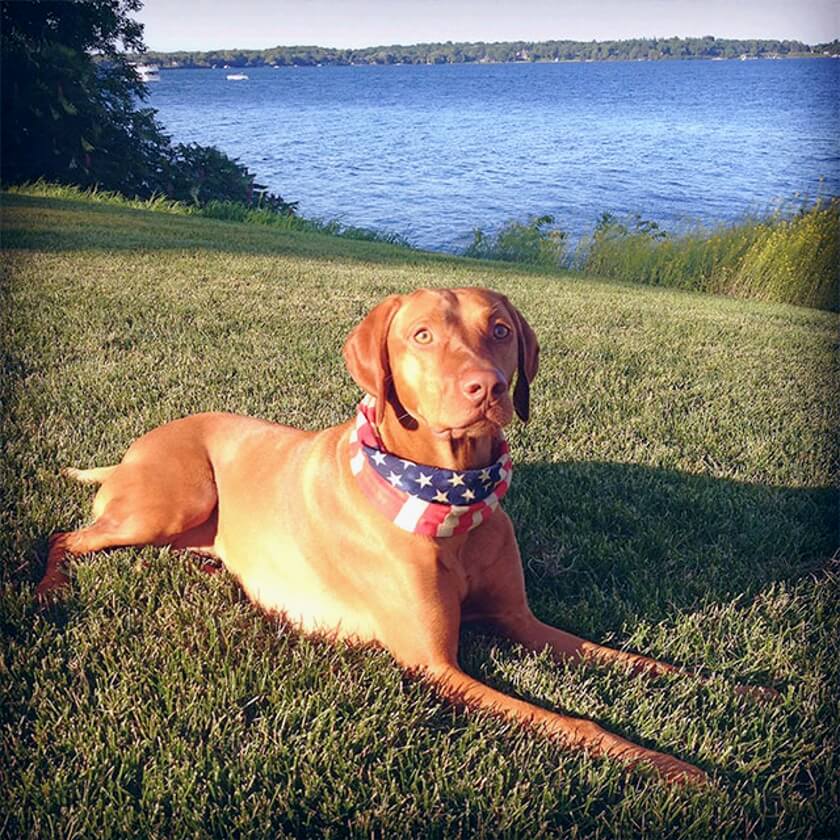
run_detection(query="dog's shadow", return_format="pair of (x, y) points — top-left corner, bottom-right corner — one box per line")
(502, 460), (836, 637)
(445, 459), (836, 776)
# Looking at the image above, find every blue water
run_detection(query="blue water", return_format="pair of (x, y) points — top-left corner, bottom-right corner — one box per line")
(148, 59), (840, 251)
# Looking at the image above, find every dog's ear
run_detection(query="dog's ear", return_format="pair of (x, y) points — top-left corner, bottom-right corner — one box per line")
(343, 295), (402, 425)
(502, 296), (539, 423)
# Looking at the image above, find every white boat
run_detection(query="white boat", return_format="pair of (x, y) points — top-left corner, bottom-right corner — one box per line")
(132, 63), (160, 82)
(226, 73), (249, 80)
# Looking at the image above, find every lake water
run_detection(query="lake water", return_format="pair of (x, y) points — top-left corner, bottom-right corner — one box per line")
(148, 59), (840, 251)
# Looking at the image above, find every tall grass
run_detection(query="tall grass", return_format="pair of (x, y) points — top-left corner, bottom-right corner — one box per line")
(464, 214), (567, 269)
(197, 199), (413, 246)
(4, 181), (413, 248)
(465, 201), (839, 312)
(578, 201), (839, 311)
(4, 180), (189, 215)
(9, 181), (838, 311)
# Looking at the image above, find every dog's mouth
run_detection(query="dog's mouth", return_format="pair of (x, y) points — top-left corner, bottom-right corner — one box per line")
(428, 404), (513, 440)
(432, 424), (492, 441)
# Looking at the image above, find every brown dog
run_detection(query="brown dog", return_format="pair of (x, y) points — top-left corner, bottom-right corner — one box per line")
(41, 286), (727, 783)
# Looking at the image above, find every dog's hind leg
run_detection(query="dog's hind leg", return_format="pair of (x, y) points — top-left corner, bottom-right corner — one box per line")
(38, 516), (146, 597)
(38, 456), (218, 600)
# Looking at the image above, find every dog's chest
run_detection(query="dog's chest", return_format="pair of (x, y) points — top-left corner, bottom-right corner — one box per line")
(436, 532), (497, 603)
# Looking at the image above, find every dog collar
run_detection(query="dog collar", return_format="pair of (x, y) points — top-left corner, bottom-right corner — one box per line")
(348, 395), (512, 537)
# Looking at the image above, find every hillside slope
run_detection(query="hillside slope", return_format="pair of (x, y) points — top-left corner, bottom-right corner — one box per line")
(2, 191), (838, 838)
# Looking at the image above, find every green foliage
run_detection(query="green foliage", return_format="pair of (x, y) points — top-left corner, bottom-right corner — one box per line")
(164, 144), (296, 211)
(2, 191), (838, 838)
(726, 200), (840, 309)
(0, 1), (295, 212)
(139, 36), (829, 69)
(579, 200), (839, 311)
(812, 38), (840, 55)
(1, 0), (153, 190)
(465, 215), (567, 268)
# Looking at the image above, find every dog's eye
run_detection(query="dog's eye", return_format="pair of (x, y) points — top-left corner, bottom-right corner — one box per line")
(413, 328), (433, 345)
(492, 323), (511, 340)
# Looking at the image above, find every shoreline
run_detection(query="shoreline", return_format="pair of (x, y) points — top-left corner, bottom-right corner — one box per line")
(140, 53), (839, 70)
(7, 183), (836, 312)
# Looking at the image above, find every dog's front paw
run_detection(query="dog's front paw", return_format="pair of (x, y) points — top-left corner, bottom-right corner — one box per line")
(35, 570), (69, 604)
(608, 738), (709, 786)
(635, 751), (709, 786)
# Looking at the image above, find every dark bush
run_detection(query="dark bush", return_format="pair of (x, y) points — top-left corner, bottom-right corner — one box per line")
(0, 0), (294, 212)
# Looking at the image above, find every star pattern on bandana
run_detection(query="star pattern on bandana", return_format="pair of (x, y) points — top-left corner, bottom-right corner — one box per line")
(362, 445), (504, 505)
(350, 396), (512, 537)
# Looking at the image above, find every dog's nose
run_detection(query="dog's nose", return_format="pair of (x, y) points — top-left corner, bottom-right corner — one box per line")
(461, 369), (507, 403)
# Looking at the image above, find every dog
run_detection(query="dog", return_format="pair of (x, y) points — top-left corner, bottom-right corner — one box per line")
(40, 285), (765, 784)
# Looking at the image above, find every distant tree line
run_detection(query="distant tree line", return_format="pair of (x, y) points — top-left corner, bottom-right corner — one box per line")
(139, 36), (840, 69)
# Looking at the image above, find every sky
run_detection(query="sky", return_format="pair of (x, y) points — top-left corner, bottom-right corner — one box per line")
(135, 0), (840, 52)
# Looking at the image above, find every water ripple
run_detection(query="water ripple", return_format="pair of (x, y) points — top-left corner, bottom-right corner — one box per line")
(149, 60), (840, 250)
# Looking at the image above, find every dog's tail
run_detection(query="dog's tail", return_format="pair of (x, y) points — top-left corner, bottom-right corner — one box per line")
(61, 465), (118, 485)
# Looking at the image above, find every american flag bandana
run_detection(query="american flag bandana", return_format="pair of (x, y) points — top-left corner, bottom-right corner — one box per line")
(349, 395), (512, 537)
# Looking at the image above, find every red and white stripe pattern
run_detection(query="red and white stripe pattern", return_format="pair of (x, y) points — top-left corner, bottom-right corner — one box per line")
(349, 395), (512, 537)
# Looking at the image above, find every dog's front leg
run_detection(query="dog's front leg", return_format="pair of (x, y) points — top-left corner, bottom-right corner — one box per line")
(488, 611), (778, 701)
(467, 517), (778, 700)
(423, 661), (707, 784)
(385, 558), (705, 784)
(496, 612), (681, 677)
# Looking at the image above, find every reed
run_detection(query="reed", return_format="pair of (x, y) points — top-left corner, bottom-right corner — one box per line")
(464, 214), (567, 268)
(578, 200), (839, 311)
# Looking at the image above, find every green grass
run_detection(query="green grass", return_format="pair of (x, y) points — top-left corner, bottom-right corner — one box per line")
(1, 187), (838, 838)
(4, 180), (413, 247)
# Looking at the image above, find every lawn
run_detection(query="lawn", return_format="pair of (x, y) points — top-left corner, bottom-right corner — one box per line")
(1, 189), (838, 838)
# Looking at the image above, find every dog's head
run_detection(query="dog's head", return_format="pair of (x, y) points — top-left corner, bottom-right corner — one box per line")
(343, 287), (539, 439)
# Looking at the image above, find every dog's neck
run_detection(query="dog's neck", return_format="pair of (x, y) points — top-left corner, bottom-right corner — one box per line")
(376, 400), (501, 472)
